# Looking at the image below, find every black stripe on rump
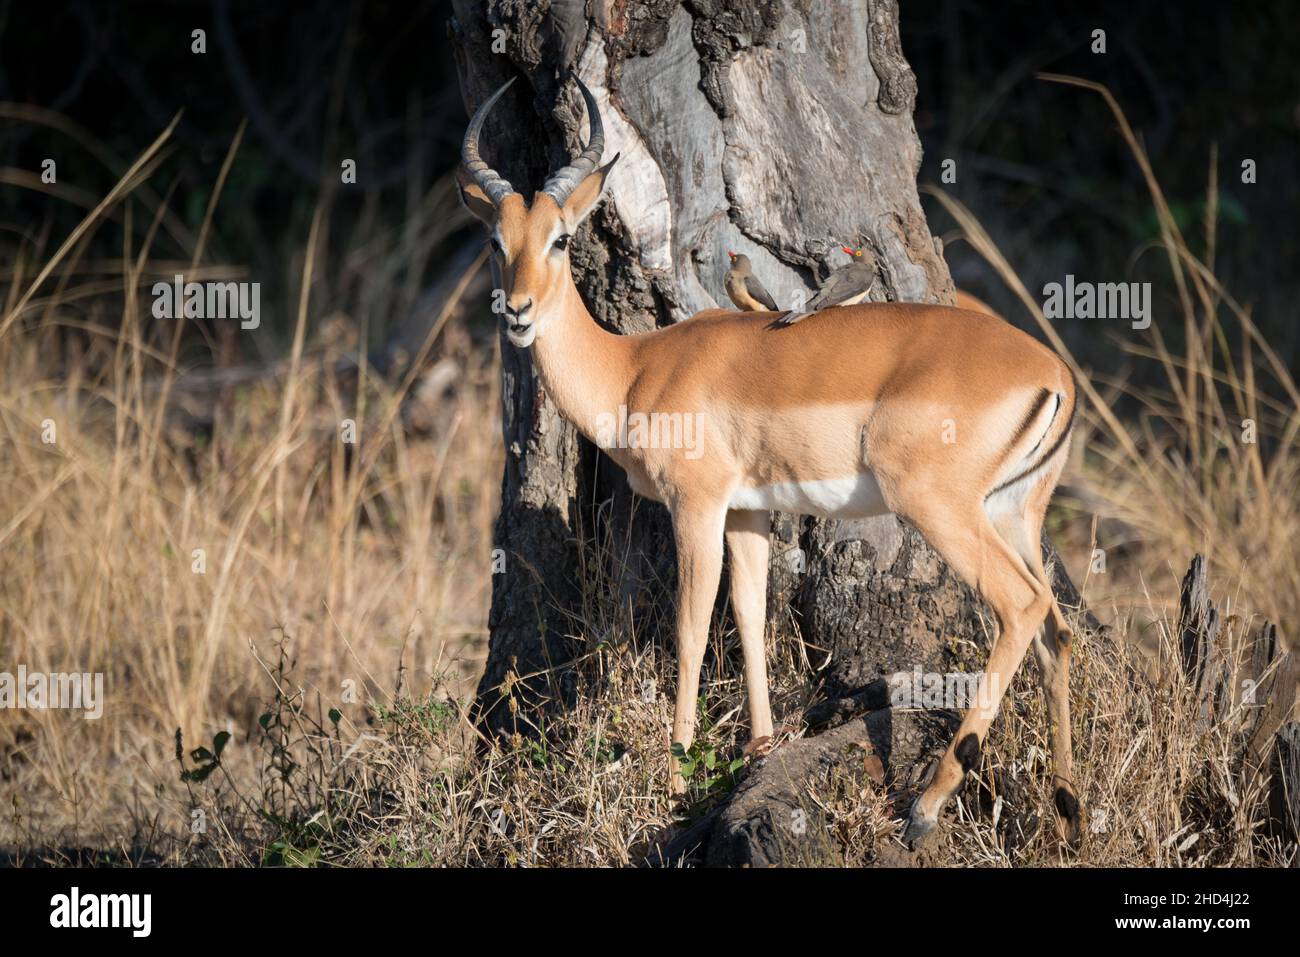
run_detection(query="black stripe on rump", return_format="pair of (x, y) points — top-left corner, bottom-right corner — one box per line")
(987, 387), (1075, 497)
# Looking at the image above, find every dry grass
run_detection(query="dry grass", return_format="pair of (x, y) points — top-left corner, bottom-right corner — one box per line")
(1, 82), (1295, 867)
(791, 604), (1294, 867)
(0, 115), (500, 855)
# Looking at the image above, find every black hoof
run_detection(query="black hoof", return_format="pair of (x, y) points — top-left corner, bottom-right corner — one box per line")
(1054, 785), (1083, 848)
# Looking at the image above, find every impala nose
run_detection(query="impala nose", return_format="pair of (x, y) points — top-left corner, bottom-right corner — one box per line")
(505, 297), (532, 333)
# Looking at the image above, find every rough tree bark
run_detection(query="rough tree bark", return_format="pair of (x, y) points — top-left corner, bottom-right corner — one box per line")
(449, 0), (1048, 863)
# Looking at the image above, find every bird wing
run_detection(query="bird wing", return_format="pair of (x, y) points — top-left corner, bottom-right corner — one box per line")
(807, 264), (874, 310)
(745, 273), (779, 311)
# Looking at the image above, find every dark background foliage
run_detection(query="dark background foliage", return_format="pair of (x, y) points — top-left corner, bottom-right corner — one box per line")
(1, 0), (1295, 375)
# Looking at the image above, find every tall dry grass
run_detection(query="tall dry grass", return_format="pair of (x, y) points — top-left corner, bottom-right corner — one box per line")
(0, 115), (500, 850)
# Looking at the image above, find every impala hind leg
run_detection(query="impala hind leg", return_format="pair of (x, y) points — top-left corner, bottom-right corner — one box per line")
(1032, 604), (1080, 845)
(993, 480), (1081, 845)
(725, 509), (774, 746)
(669, 502), (727, 797)
(900, 506), (1053, 845)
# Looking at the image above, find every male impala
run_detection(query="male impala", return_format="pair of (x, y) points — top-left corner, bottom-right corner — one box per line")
(459, 77), (1080, 846)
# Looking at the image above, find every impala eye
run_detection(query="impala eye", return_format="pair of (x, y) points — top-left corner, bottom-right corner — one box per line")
(553, 234), (571, 252)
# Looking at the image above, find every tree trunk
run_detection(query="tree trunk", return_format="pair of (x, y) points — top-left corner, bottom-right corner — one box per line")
(450, 0), (1000, 842)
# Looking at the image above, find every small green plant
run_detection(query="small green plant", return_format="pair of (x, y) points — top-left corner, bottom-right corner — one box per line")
(586, 733), (625, 765)
(670, 696), (746, 800)
(263, 839), (322, 868)
(671, 741), (744, 799)
(176, 729), (231, 783)
(522, 724), (566, 774)
(373, 694), (458, 737)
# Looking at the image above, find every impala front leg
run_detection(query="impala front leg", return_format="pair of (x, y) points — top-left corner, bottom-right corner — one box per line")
(725, 509), (774, 745)
(668, 501), (727, 797)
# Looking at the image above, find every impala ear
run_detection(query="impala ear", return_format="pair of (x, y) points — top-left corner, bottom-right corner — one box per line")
(456, 168), (498, 226)
(562, 154), (620, 225)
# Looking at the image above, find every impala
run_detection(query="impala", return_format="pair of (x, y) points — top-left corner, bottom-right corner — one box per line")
(459, 77), (1081, 846)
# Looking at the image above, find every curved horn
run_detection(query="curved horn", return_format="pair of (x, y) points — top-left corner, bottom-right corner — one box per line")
(461, 77), (518, 206)
(540, 77), (604, 207)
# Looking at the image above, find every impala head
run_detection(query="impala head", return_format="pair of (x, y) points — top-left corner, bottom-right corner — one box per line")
(457, 77), (620, 348)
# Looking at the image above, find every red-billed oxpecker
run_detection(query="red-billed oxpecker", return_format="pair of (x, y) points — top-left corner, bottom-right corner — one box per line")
(724, 251), (780, 312)
(777, 244), (877, 325)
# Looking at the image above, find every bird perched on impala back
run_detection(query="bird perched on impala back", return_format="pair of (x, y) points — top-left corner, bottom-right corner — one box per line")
(777, 244), (877, 325)
(724, 251), (779, 312)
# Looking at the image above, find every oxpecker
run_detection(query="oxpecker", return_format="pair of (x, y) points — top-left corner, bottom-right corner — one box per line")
(777, 245), (877, 325)
(724, 251), (779, 312)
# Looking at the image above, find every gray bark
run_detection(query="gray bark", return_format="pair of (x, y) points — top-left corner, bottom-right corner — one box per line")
(449, 0), (1004, 848)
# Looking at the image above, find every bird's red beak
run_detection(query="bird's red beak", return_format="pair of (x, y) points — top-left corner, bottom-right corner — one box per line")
(841, 245), (855, 256)
(727, 250), (736, 260)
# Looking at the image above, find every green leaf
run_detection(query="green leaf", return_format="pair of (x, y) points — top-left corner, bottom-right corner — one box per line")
(190, 747), (213, 762)
(283, 845), (321, 868)
(328, 708), (342, 725)
(212, 731), (231, 758)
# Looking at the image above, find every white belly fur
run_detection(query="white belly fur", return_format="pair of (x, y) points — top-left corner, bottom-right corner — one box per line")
(728, 473), (890, 519)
